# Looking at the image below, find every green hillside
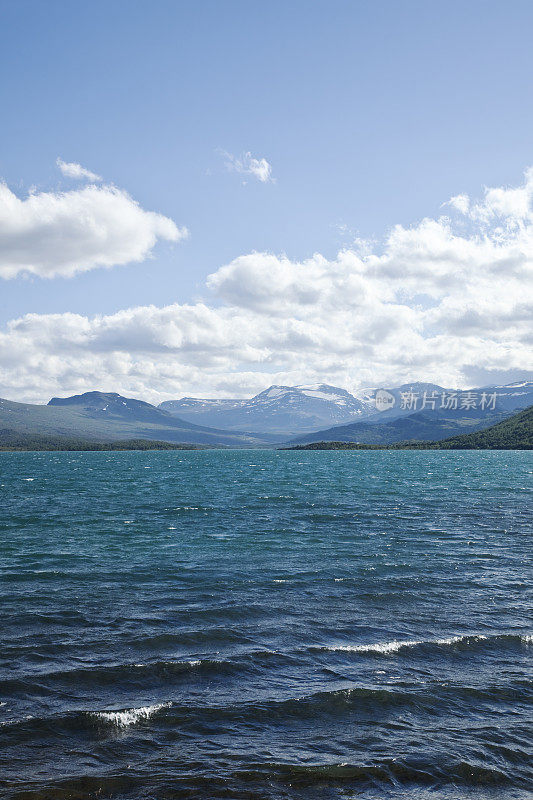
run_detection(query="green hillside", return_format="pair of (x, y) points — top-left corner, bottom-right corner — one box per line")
(285, 405), (533, 450)
(0, 393), (275, 447)
(287, 407), (508, 446)
(423, 403), (532, 449)
(0, 430), (199, 451)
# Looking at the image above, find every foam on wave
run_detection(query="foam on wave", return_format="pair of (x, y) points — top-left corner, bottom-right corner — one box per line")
(92, 702), (171, 728)
(320, 632), (532, 654)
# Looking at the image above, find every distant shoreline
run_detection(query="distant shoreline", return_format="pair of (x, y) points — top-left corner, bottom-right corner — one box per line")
(282, 442), (532, 451)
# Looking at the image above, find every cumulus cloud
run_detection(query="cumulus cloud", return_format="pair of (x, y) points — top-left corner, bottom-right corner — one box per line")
(56, 158), (102, 182)
(1, 169), (532, 402)
(0, 180), (188, 279)
(220, 150), (273, 183)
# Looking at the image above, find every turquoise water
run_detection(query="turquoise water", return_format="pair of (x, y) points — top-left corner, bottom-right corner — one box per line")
(0, 450), (531, 799)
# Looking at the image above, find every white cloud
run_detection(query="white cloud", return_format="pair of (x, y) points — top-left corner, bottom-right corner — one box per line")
(447, 194), (470, 214)
(56, 158), (102, 182)
(221, 150), (273, 183)
(0, 180), (188, 279)
(0, 168), (532, 403)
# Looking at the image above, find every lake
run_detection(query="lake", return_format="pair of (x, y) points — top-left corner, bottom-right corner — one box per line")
(0, 450), (531, 799)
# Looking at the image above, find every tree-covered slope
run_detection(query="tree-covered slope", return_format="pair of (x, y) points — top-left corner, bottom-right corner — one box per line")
(286, 407), (509, 446)
(285, 405), (533, 450)
(425, 404), (532, 449)
(0, 430), (199, 451)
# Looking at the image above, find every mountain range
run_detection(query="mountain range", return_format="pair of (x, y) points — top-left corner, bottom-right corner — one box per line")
(159, 384), (373, 436)
(285, 381), (533, 445)
(0, 380), (531, 448)
(160, 380), (533, 440)
(0, 392), (276, 447)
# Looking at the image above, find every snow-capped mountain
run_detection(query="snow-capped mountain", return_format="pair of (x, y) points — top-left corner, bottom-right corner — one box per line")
(287, 380), (533, 445)
(478, 381), (533, 411)
(160, 384), (374, 437)
(352, 381), (533, 420)
(160, 380), (533, 440)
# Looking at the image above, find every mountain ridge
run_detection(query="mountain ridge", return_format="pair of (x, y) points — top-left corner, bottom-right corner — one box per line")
(160, 383), (375, 436)
(1, 380), (531, 448)
(160, 380), (533, 439)
(285, 404), (533, 450)
(0, 392), (276, 447)
(286, 407), (513, 447)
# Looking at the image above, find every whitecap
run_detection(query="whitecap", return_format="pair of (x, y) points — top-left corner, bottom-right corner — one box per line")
(92, 702), (170, 728)
(433, 634), (487, 646)
(323, 634), (490, 654)
(330, 639), (423, 654)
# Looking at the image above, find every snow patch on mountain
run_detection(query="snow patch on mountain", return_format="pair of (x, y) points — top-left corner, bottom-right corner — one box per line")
(159, 384), (374, 437)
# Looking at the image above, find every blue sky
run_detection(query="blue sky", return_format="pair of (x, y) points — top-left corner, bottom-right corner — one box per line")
(1, 0), (532, 401)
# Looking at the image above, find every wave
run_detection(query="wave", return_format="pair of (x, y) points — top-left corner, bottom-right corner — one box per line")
(2, 758), (524, 799)
(0, 686), (439, 738)
(4, 633), (531, 696)
(90, 702), (171, 728)
(322, 635), (486, 654)
(312, 632), (533, 655)
(0, 703), (172, 739)
(0, 657), (227, 693)
(248, 758), (516, 789)
(2, 674), (531, 749)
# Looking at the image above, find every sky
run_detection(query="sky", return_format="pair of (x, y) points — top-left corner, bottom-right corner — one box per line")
(0, 0), (532, 403)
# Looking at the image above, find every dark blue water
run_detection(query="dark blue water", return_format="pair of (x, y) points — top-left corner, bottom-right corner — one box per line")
(0, 450), (531, 799)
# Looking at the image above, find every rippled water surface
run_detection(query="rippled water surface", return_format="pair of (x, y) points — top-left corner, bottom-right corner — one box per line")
(0, 449), (531, 799)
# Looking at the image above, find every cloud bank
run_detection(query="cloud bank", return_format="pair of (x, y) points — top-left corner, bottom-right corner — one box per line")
(1, 169), (532, 403)
(0, 173), (187, 279)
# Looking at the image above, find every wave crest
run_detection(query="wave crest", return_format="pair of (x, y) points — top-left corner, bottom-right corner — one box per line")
(91, 702), (171, 728)
(316, 632), (532, 655)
